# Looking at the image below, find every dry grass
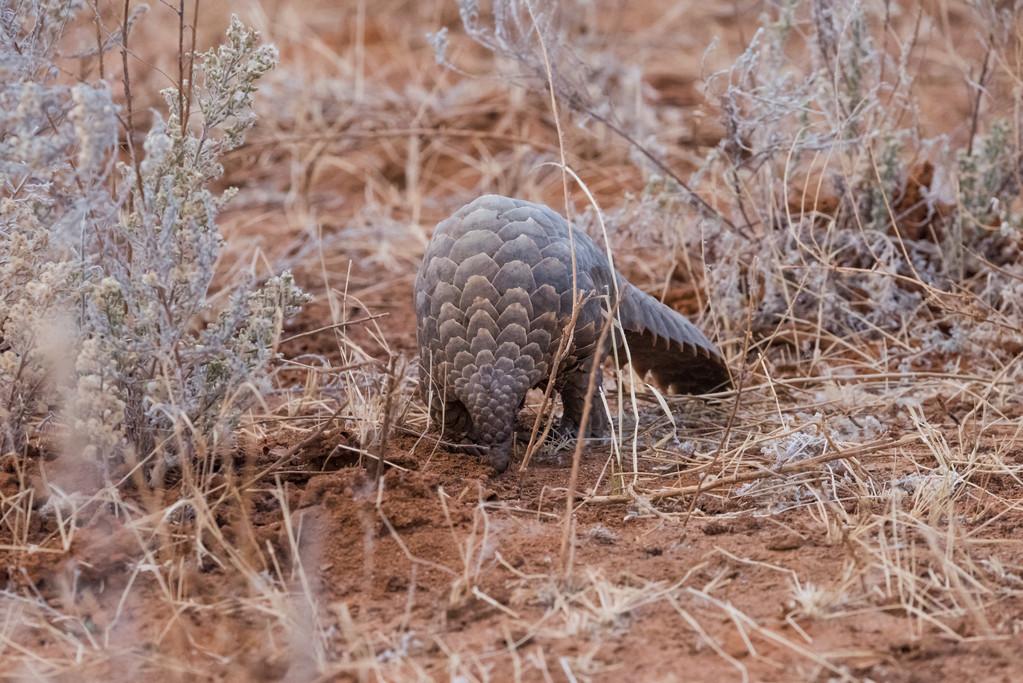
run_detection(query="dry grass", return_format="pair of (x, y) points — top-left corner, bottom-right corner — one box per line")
(2, 0), (1023, 681)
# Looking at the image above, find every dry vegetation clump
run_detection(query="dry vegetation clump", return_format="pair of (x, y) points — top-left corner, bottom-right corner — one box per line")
(1, 3), (307, 474)
(1, 0), (1022, 681)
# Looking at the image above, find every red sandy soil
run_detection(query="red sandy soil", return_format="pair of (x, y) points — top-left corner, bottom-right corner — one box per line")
(12, 265), (1020, 682)
(257, 272), (1023, 683)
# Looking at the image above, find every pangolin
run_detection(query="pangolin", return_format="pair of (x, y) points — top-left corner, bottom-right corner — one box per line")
(414, 194), (730, 472)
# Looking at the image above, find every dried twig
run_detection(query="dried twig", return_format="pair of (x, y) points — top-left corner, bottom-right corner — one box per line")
(583, 435), (920, 505)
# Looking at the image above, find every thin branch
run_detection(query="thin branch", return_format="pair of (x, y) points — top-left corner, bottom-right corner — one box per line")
(583, 435), (920, 505)
(121, 0), (146, 209)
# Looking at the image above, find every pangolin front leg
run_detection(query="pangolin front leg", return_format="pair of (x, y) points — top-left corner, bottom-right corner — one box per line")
(557, 359), (608, 440)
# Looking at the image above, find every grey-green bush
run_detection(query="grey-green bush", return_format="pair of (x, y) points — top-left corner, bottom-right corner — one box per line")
(1, 2), (307, 476)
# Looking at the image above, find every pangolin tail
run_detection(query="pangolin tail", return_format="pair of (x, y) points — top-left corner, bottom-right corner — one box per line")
(462, 364), (525, 471)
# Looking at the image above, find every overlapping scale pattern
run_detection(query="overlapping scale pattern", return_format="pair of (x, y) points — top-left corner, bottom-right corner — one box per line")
(415, 195), (730, 471)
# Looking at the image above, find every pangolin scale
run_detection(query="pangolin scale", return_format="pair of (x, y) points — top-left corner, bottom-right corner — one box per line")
(414, 195), (730, 471)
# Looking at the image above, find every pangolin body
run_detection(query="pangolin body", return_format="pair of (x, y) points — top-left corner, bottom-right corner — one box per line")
(414, 195), (729, 471)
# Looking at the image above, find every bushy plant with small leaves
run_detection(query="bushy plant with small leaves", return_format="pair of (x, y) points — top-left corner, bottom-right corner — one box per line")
(1, 3), (307, 474)
(452, 0), (1023, 367)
